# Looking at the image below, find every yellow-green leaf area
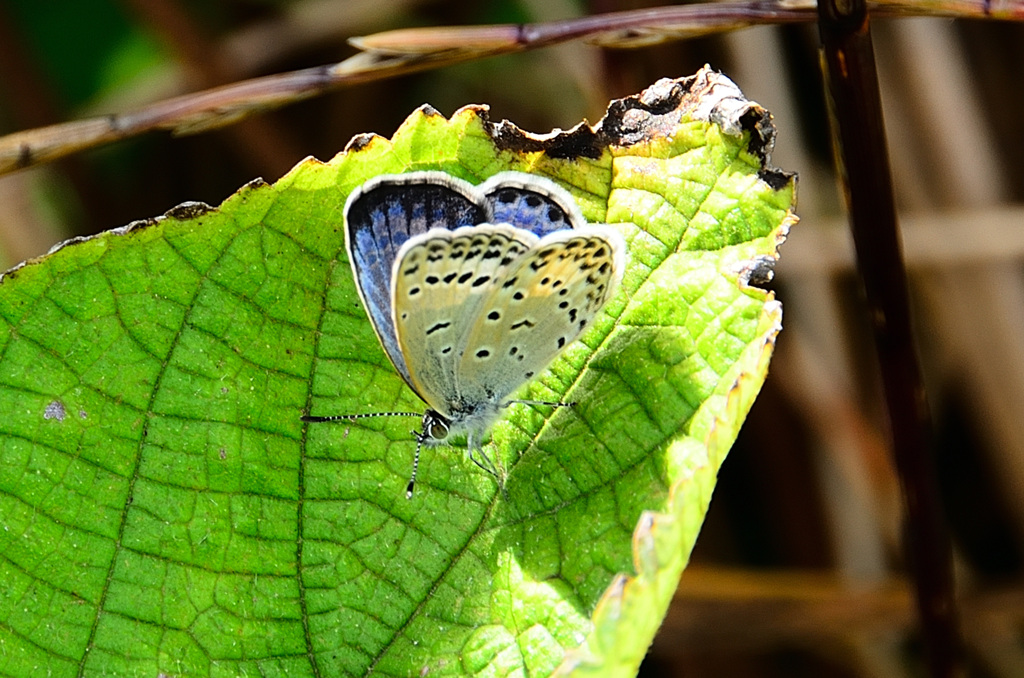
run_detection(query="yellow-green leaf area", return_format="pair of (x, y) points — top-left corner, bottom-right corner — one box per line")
(0, 70), (794, 677)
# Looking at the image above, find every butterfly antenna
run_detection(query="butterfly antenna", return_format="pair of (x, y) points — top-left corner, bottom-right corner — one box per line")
(301, 411), (422, 423)
(304, 410), (426, 499)
(406, 430), (425, 499)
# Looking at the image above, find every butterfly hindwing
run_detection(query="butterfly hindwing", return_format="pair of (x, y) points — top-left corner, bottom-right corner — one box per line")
(480, 171), (585, 237)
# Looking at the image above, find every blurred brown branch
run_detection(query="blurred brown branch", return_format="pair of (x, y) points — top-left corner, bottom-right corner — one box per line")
(660, 567), (1024, 666)
(1, 0), (1020, 177)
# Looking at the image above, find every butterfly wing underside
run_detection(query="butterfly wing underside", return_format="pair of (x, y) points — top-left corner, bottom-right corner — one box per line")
(344, 173), (490, 387)
(391, 225), (540, 418)
(456, 227), (625, 408)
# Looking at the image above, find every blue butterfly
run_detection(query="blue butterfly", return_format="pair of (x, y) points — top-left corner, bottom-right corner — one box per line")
(304, 171), (624, 496)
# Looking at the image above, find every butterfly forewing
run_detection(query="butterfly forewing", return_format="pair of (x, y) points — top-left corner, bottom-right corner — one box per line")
(345, 172), (492, 387)
(391, 224), (540, 417)
(455, 227), (625, 408)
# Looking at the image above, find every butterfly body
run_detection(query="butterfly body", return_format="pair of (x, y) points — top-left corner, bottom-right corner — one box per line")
(305, 171), (625, 494)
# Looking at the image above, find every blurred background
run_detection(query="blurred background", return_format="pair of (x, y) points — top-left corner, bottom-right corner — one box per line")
(1, 0), (1022, 675)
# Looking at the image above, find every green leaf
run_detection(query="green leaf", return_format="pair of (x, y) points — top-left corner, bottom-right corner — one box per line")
(0, 67), (794, 677)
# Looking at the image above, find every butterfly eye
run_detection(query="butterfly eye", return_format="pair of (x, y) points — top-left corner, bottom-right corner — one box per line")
(428, 419), (449, 440)
(422, 411), (450, 441)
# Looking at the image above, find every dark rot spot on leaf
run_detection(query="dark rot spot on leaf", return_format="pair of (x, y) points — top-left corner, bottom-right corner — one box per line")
(165, 201), (214, 220)
(487, 118), (603, 160)
(344, 132), (380, 152)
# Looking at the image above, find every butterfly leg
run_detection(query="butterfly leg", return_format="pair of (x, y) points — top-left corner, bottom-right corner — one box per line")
(505, 399), (577, 409)
(466, 432), (494, 477)
(467, 431), (506, 485)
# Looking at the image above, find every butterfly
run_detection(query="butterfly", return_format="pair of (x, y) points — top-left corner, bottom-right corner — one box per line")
(303, 171), (625, 497)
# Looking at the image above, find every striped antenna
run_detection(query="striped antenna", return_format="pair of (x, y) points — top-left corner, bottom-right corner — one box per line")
(407, 431), (425, 499)
(301, 411), (422, 423)
(302, 410), (425, 499)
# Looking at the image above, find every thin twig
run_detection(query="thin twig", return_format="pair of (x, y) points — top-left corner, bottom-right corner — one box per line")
(2, 0), (1020, 177)
(121, 0), (303, 178)
(816, 0), (965, 675)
